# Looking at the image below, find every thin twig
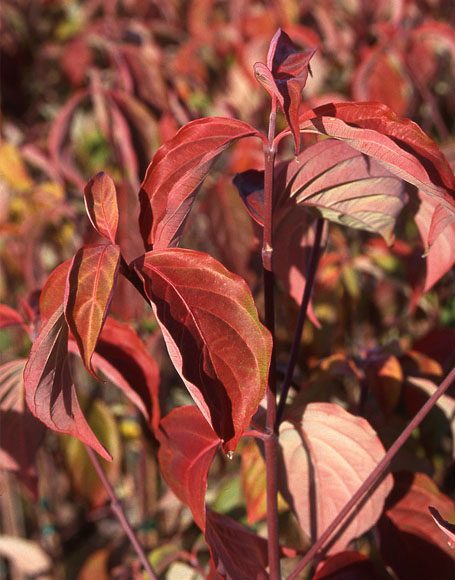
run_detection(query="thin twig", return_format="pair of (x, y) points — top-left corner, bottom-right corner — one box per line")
(287, 365), (455, 580)
(275, 217), (325, 427)
(85, 445), (157, 579)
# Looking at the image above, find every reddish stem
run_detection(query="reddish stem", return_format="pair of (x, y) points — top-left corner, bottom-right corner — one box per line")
(275, 217), (325, 428)
(262, 102), (281, 580)
(86, 446), (157, 579)
(287, 365), (455, 580)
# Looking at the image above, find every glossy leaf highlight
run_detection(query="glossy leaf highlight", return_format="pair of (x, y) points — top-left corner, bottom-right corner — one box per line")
(157, 405), (220, 530)
(279, 402), (393, 552)
(83, 172), (119, 244)
(138, 117), (263, 250)
(135, 248), (272, 452)
(23, 306), (111, 460)
(64, 243), (120, 376)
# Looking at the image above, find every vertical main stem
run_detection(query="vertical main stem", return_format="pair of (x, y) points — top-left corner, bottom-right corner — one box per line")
(262, 105), (281, 580)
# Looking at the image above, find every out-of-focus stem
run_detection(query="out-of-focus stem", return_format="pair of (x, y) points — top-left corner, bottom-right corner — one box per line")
(86, 446), (157, 579)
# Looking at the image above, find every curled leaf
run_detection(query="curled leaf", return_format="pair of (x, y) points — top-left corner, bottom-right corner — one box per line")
(254, 29), (316, 152)
(139, 117), (263, 250)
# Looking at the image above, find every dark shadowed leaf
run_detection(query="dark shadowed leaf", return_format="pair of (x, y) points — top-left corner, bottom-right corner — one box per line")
(0, 359), (44, 490)
(254, 29), (316, 152)
(205, 510), (269, 580)
(365, 353), (403, 416)
(23, 306), (111, 461)
(157, 406), (220, 530)
(64, 244), (120, 376)
(279, 402), (393, 552)
(429, 506), (455, 549)
(378, 472), (455, 579)
(314, 551), (382, 580)
(84, 172), (119, 244)
(138, 117), (263, 250)
(134, 249), (271, 452)
(90, 317), (160, 433)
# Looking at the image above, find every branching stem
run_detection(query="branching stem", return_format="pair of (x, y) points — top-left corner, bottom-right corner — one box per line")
(287, 365), (455, 580)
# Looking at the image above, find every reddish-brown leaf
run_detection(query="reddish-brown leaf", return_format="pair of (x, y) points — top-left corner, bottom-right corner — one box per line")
(23, 306), (111, 461)
(39, 259), (71, 324)
(352, 48), (411, 117)
(90, 318), (160, 433)
(285, 139), (406, 244)
(84, 173), (119, 244)
(292, 102), (455, 246)
(414, 192), (455, 291)
(378, 472), (455, 579)
(138, 117), (263, 250)
(134, 249), (271, 452)
(205, 510), (269, 580)
(314, 551), (382, 580)
(254, 29), (316, 152)
(64, 244), (120, 376)
(157, 406), (220, 530)
(279, 402), (393, 552)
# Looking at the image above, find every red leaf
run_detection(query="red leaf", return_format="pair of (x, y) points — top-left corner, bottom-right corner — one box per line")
(254, 29), (316, 152)
(352, 48), (411, 117)
(157, 406), (220, 530)
(23, 306), (111, 461)
(314, 551), (381, 580)
(429, 506), (455, 549)
(205, 510), (269, 580)
(138, 117), (263, 250)
(378, 472), (455, 579)
(91, 318), (160, 433)
(414, 192), (455, 291)
(64, 244), (120, 376)
(0, 305), (24, 329)
(285, 139), (406, 244)
(39, 259), (71, 325)
(0, 359), (45, 491)
(84, 173), (119, 244)
(293, 102), (455, 246)
(134, 249), (271, 452)
(279, 402), (393, 552)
